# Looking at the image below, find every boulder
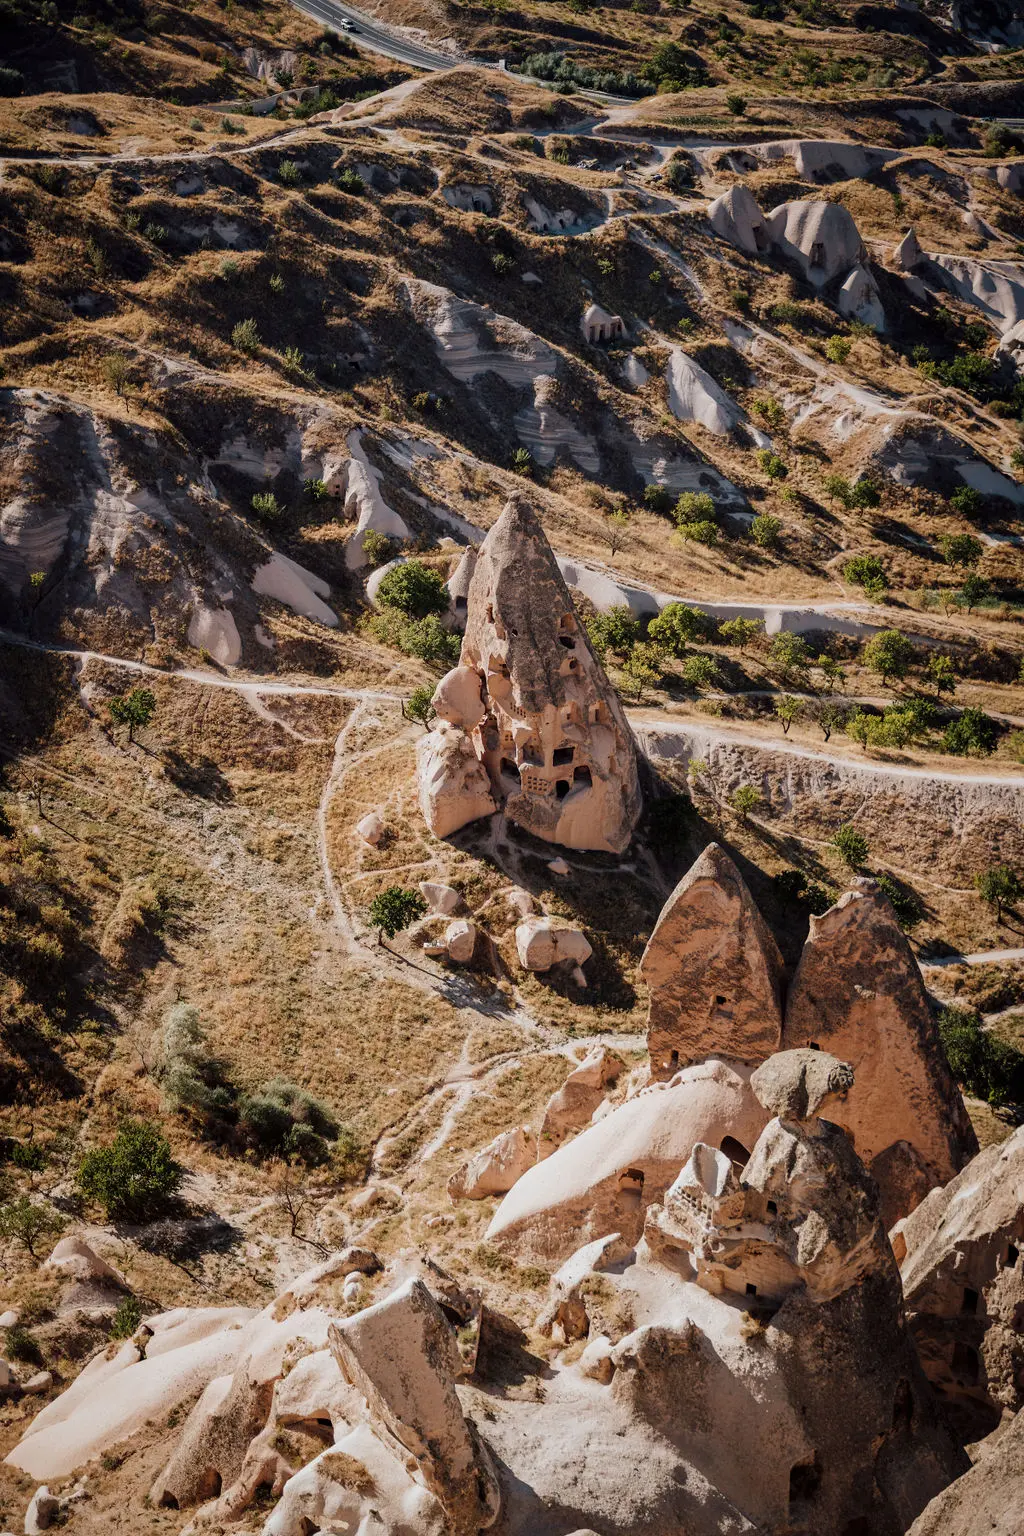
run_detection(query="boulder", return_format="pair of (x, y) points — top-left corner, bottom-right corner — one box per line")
(577, 1333), (615, 1383)
(893, 226), (924, 271)
(418, 881), (462, 915)
(328, 1279), (500, 1535)
(430, 665), (486, 731)
(44, 1236), (126, 1290)
(448, 1126), (536, 1201)
(908, 1404), (1024, 1536)
(641, 843), (783, 1080)
(782, 878), (978, 1225)
(547, 857), (570, 875)
(666, 351), (742, 435)
(486, 1058), (768, 1261)
(515, 916), (592, 973)
(21, 1374), (53, 1396)
(24, 1488), (59, 1535)
(355, 811), (384, 846)
(749, 1047), (854, 1123)
(764, 199), (866, 285)
(416, 721), (497, 839)
(892, 1123), (1024, 1442)
(707, 184), (770, 255)
(838, 263), (885, 331)
(443, 919), (477, 963)
(506, 886), (535, 917)
(540, 1046), (625, 1153)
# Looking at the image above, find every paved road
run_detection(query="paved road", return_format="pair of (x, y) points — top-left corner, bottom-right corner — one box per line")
(291, 0), (464, 72)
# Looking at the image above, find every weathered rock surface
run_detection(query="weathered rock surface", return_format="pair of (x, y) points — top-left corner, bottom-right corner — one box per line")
(838, 262), (886, 330)
(892, 1123), (1024, 1441)
(444, 918), (477, 963)
(487, 1058), (768, 1261)
(448, 1126), (536, 1201)
(782, 878), (978, 1225)
(355, 811), (384, 846)
(908, 1405), (1024, 1536)
(540, 1046), (625, 1153)
(416, 720), (497, 839)
(894, 226), (924, 270)
(433, 494), (641, 854)
(418, 881), (462, 915)
(515, 916), (592, 973)
(641, 844), (783, 1079)
(708, 183), (769, 254)
(764, 199), (866, 284)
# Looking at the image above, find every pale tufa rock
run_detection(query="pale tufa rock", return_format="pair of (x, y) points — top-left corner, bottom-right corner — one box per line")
(838, 263), (886, 331)
(443, 919), (477, 964)
(448, 1126), (536, 1201)
(355, 811), (384, 846)
(24, 1488), (59, 1535)
(641, 844), (783, 1080)
(515, 916), (592, 973)
(540, 1046), (626, 1154)
(547, 857), (571, 876)
(763, 199), (867, 285)
(893, 226), (924, 270)
(707, 184), (770, 255)
(416, 720), (497, 839)
(418, 881), (462, 915)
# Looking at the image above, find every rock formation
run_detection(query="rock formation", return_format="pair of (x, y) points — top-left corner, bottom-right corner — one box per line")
(417, 494), (642, 853)
(763, 199), (867, 284)
(445, 546), (477, 630)
(448, 1125), (536, 1200)
(581, 303), (624, 344)
(486, 1057), (768, 1260)
(539, 1045), (625, 1153)
(909, 1404), (1024, 1536)
(838, 262), (886, 331)
(641, 844), (784, 1080)
(891, 1123), (1024, 1441)
(894, 226), (924, 270)
(782, 878), (977, 1225)
(708, 183), (770, 254)
(515, 915), (592, 974)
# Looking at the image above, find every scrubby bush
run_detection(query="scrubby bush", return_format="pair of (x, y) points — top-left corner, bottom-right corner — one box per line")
(586, 605), (642, 658)
(975, 863), (1022, 917)
(360, 529), (393, 567)
(824, 335), (851, 364)
(237, 1077), (340, 1165)
(673, 491), (715, 525)
(108, 687), (156, 743)
(774, 869), (833, 915)
(874, 871), (923, 929)
(680, 654), (719, 691)
(109, 1295), (143, 1339)
(675, 519), (719, 545)
(831, 823), (868, 869)
(730, 785), (761, 820)
(938, 1006), (1024, 1106)
(336, 167), (365, 195)
(643, 485), (673, 515)
(943, 707), (998, 757)
(756, 450), (788, 480)
(940, 533), (983, 569)
(647, 602), (716, 655)
(368, 610), (460, 668)
(251, 491), (281, 521)
(232, 318), (261, 354)
(750, 514), (782, 549)
(278, 159), (301, 185)
(78, 1121), (183, 1222)
(0, 1196), (65, 1258)
(375, 560), (449, 619)
(725, 92), (747, 114)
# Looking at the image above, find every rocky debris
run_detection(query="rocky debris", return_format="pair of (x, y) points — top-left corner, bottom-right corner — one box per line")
(506, 886), (535, 917)
(641, 844), (783, 1080)
(996, 316), (1024, 375)
(430, 664), (487, 731)
(448, 1126), (536, 1201)
(540, 1046), (626, 1154)
(486, 1058), (767, 1261)
(894, 226), (924, 270)
(355, 811), (384, 846)
(536, 1232), (628, 1344)
(782, 878), (977, 1226)
(0, 1310), (19, 1328)
(665, 350), (743, 436)
(416, 720), (497, 839)
(445, 547), (477, 631)
(764, 199), (867, 285)
(909, 1404), (1024, 1536)
(421, 494), (641, 854)
(21, 1374), (53, 1396)
(515, 916), (592, 974)
(578, 1333), (615, 1382)
(891, 1124), (1024, 1441)
(443, 918), (477, 963)
(23, 1487), (59, 1534)
(547, 856), (571, 876)
(418, 881), (462, 915)
(328, 1278), (500, 1535)
(838, 263), (886, 331)
(707, 184), (770, 254)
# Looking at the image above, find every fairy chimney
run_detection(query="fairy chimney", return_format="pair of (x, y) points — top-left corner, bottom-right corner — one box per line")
(422, 494), (642, 853)
(641, 844), (784, 1080)
(782, 878), (978, 1226)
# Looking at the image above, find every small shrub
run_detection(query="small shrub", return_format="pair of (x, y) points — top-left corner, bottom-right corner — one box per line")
(949, 485), (983, 517)
(109, 1295), (143, 1339)
(843, 554), (888, 593)
(336, 167), (365, 195)
(643, 485), (674, 515)
(831, 823), (868, 869)
(874, 871), (923, 930)
(78, 1120), (183, 1222)
(511, 447), (533, 476)
(756, 450), (787, 480)
(725, 92), (747, 114)
(360, 529), (393, 567)
(675, 519), (719, 545)
(269, 273), (285, 295)
(943, 707), (998, 757)
(750, 514), (781, 549)
(278, 158), (301, 187)
(251, 491), (281, 521)
(824, 335), (851, 364)
(730, 785), (761, 820)
(4, 1326), (43, 1366)
(672, 490), (715, 526)
(232, 318), (261, 355)
(375, 561), (449, 619)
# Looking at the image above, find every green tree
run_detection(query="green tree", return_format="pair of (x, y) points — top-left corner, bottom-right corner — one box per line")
(675, 519), (719, 546)
(937, 1005), (1024, 1106)
(78, 1120), (184, 1222)
(605, 507), (631, 555)
(949, 485), (982, 517)
(643, 485), (674, 516)
(750, 514), (782, 549)
(0, 1196), (65, 1259)
(730, 785), (761, 821)
(251, 491), (281, 521)
(586, 605), (641, 659)
(816, 701), (846, 742)
(863, 629), (914, 686)
(831, 823), (868, 869)
(943, 707), (998, 757)
(846, 708), (873, 752)
(940, 533), (983, 570)
(773, 695), (801, 735)
(620, 642), (665, 701)
(360, 530), (393, 567)
(816, 654), (846, 693)
(756, 450), (788, 480)
(843, 554), (888, 594)
(375, 561), (449, 619)
(961, 574), (991, 613)
(367, 886), (427, 945)
(926, 653), (957, 698)
(673, 490), (715, 526)
(975, 864), (1022, 919)
(719, 616), (763, 652)
(824, 473), (852, 507)
(108, 686), (157, 743)
(680, 654), (719, 691)
(404, 686), (436, 727)
(647, 603), (715, 656)
(102, 352), (132, 398)
(824, 335), (851, 365)
(767, 631), (811, 683)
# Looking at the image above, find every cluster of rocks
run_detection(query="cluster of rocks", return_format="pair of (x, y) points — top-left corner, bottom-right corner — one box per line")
(417, 494), (642, 855)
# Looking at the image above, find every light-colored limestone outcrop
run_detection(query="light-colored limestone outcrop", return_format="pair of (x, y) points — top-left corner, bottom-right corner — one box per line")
(838, 263), (886, 331)
(892, 1124), (1024, 1441)
(402, 276), (557, 386)
(894, 226), (924, 270)
(928, 253), (1024, 334)
(420, 494), (642, 854)
(707, 183), (769, 254)
(355, 811), (384, 846)
(486, 1058), (768, 1261)
(515, 916), (592, 973)
(763, 199), (867, 285)
(641, 844), (783, 1080)
(448, 1125), (536, 1200)
(416, 719), (497, 839)
(540, 1045), (625, 1153)
(418, 881), (462, 915)
(909, 1404), (1024, 1536)
(666, 350), (742, 435)
(328, 1278), (500, 1535)
(443, 918), (477, 963)
(782, 878), (978, 1225)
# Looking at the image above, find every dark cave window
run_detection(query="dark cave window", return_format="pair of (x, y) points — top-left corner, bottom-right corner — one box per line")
(961, 1287), (979, 1316)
